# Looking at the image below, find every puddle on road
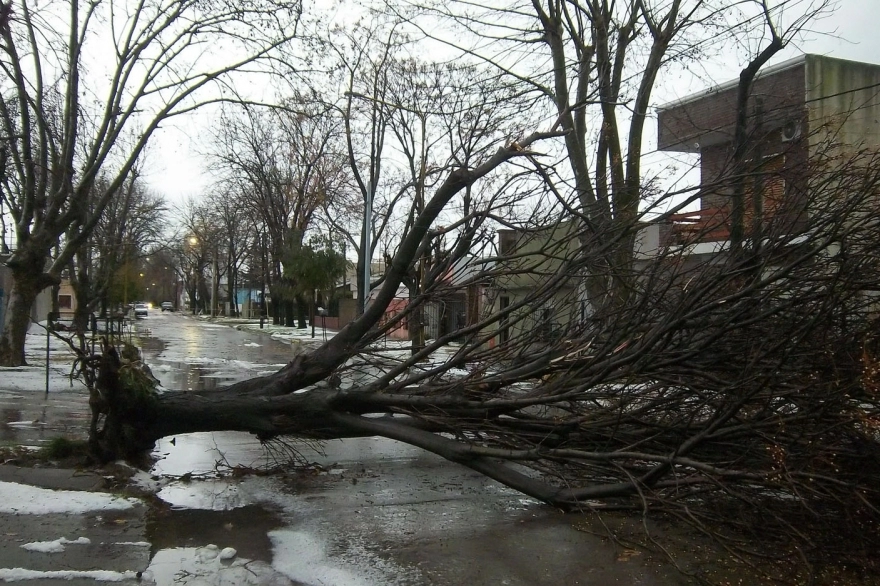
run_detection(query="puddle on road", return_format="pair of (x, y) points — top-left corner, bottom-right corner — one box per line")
(146, 446), (305, 585)
(161, 363), (237, 391)
(148, 503), (284, 562)
(0, 399), (91, 446)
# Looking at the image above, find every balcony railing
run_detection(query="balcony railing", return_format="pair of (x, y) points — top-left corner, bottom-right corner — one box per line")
(667, 207), (732, 245)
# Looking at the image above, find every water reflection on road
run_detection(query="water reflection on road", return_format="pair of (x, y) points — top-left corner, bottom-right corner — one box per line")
(135, 314), (685, 586)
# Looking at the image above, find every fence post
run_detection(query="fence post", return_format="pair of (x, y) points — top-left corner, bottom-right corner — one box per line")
(45, 311), (58, 398)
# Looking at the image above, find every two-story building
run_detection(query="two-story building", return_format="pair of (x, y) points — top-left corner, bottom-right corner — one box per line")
(657, 54), (880, 248)
(490, 55), (880, 348)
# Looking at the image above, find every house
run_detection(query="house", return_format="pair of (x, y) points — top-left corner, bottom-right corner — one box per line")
(490, 221), (583, 347)
(55, 279), (77, 321)
(365, 257), (493, 342)
(423, 256), (494, 341)
(656, 54), (880, 248)
(487, 56), (880, 348)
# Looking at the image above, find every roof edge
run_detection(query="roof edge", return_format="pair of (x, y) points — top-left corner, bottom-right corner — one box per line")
(657, 54), (808, 112)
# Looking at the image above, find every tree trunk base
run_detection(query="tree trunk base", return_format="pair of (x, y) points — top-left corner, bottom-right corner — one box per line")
(89, 341), (162, 463)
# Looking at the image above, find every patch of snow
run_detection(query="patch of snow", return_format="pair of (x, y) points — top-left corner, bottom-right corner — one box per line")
(6, 421), (42, 428)
(0, 568), (139, 582)
(21, 536), (91, 553)
(219, 547), (237, 560)
(197, 544), (220, 561)
(128, 470), (166, 494)
(0, 481), (140, 514)
(146, 546), (286, 585)
(0, 366), (85, 394)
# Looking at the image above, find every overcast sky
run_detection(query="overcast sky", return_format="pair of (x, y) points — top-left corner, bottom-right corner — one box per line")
(143, 1), (877, 204)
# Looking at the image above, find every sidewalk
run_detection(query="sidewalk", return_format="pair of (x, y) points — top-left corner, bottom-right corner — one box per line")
(187, 313), (339, 345)
(188, 313), (465, 367)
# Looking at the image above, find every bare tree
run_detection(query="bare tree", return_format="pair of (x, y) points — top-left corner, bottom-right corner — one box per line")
(319, 19), (402, 316)
(175, 198), (221, 315)
(78, 1), (880, 579)
(213, 189), (255, 317)
(67, 171), (167, 332)
(380, 58), (531, 353)
(401, 0), (830, 317)
(0, 0), (301, 365)
(209, 99), (344, 325)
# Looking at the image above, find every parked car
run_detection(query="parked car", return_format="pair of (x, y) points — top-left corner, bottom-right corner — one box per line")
(134, 303), (149, 318)
(161, 301), (173, 312)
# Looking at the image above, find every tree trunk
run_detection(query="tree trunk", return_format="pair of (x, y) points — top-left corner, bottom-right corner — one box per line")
(0, 270), (49, 366)
(284, 299), (295, 327)
(91, 356), (581, 509)
(271, 299), (280, 325)
(296, 294), (307, 329)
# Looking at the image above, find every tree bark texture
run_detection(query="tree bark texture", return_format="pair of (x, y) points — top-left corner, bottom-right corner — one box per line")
(0, 265), (55, 366)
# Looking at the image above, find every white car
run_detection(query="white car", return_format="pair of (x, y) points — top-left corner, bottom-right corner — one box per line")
(161, 301), (173, 312)
(134, 303), (148, 318)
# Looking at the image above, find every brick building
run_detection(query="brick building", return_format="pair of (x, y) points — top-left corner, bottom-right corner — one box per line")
(657, 54), (880, 247)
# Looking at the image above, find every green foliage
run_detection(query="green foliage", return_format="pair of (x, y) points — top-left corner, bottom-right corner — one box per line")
(281, 234), (348, 295)
(41, 437), (89, 460)
(108, 263), (146, 306)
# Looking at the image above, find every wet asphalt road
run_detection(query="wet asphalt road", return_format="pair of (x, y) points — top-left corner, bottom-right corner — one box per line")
(136, 313), (690, 586)
(0, 313), (694, 585)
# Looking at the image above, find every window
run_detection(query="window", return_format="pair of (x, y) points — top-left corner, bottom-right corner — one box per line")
(499, 231), (517, 255)
(499, 295), (510, 344)
(58, 295), (72, 310)
(745, 152), (786, 224)
(537, 307), (553, 341)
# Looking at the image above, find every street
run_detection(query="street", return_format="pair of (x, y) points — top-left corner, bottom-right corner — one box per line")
(137, 312), (690, 585)
(0, 312), (695, 585)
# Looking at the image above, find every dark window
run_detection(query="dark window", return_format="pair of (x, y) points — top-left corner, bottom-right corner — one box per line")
(499, 231), (517, 255)
(499, 295), (510, 344)
(58, 294), (72, 310)
(537, 307), (552, 341)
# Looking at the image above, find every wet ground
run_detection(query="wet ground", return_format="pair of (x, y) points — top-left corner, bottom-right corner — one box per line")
(0, 313), (698, 585)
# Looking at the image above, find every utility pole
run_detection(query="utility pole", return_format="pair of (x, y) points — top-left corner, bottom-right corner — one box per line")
(260, 233), (267, 329)
(361, 182), (371, 314)
(211, 245), (219, 316)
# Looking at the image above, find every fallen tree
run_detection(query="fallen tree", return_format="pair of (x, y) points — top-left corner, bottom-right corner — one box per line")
(81, 123), (880, 580)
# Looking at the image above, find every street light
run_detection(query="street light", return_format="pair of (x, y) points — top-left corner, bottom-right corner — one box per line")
(185, 236), (199, 313)
(344, 91), (377, 315)
(363, 182), (371, 314)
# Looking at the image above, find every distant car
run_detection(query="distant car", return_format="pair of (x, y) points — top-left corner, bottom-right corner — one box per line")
(161, 301), (174, 312)
(134, 303), (148, 318)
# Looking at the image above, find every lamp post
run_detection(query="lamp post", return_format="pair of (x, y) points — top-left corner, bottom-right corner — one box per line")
(211, 244), (218, 317)
(362, 182), (371, 314)
(187, 236), (198, 314)
(260, 232), (267, 329)
(343, 91), (379, 316)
